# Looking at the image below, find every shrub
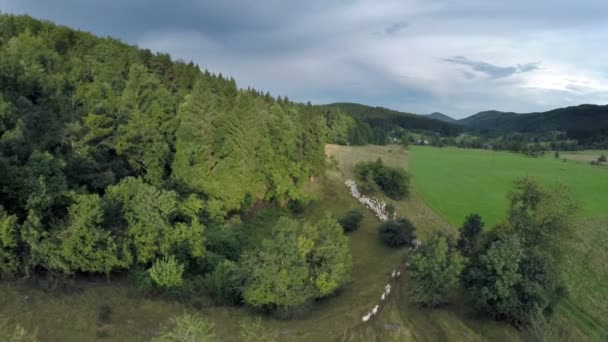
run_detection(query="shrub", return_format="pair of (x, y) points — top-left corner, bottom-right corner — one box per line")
(204, 259), (245, 304)
(409, 233), (465, 307)
(149, 256), (184, 289)
(240, 318), (278, 342)
(598, 154), (607, 163)
(153, 314), (217, 342)
(379, 218), (416, 247)
(338, 209), (364, 232)
(354, 159), (409, 199)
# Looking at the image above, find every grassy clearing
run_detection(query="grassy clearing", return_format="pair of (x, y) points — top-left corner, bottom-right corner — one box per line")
(409, 146), (608, 227)
(557, 150), (608, 164)
(558, 217), (608, 339)
(0, 144), (522, 341)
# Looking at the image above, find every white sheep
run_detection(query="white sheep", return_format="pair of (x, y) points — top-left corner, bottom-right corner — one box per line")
(362, 313), (371, 323)
(381, 292), (386, 301)
(386, 287), (391, 296)
(385, 283), (391, 291)
(391, 270), (396, 278)
(372, 305), (379, 315)
(396, 271), (401, 278)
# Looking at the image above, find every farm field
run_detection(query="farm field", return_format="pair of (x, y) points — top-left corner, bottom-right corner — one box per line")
(409, 146), (608, 228)
(557, 150), (608, 164)
(0, 144), (526, 341)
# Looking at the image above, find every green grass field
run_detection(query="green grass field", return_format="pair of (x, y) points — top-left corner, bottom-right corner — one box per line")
(409, 146), (608, 228)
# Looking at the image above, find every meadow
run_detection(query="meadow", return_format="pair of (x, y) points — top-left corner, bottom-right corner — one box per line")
(409, 146), (608, 227)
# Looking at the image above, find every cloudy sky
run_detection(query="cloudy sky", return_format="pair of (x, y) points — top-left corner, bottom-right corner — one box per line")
(1, 0), (607, 118)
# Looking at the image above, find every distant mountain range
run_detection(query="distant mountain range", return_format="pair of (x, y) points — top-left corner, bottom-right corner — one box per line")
(457, 105), (608, 137)
(325, 102), (608, 139)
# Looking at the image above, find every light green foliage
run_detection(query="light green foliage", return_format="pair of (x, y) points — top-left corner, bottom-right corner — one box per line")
(115, 64), (172, 185)
(508, 178), (578, 261)
(242, 216), (351, 310)
(242, 217), (312, 309)
(149, 256), (184, 289)
(239, 318), (278, 342)
(0, 207), (20, 276)
(409, 233), (465, 307)
(0, 316), (37, 342)
(106, 177), (205, 264)
(302, 214), (352, 296)
(58, 194), (128, 275)
(410, 146), (608, 227)
(153, 314), (217, 342)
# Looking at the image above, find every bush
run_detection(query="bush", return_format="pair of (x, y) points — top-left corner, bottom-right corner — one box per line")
(409, 233), (464, 307)
(204, 259), (245, 304)
(354, 159), (409, 199)
(598, 154), (607, 163)
(153, 314), (217, 342)
(149, 256), (184, 289)
(379, 218), (416, 247)
(240, 318), (278, 342)
(338, 209), (364, 232)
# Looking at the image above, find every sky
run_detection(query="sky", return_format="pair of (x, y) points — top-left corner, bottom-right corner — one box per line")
(1, 0), (607, 118)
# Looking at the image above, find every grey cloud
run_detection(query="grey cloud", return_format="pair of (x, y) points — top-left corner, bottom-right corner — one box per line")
(1, 0), (607, 117)
(385, 22), (408, 35)
(517, 62), (542, 72)
(443, 56), (540, 79)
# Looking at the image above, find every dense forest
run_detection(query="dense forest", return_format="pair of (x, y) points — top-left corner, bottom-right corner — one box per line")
(0, 14), (354, 312)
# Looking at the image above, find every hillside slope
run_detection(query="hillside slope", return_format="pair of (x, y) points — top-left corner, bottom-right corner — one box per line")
(323, 102), (463, 136)
(459, 104), (608, 139)
(425, 112), (457, 123)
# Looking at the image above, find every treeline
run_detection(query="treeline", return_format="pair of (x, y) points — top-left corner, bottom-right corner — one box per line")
(0, 13), (342, 296)
(321, 102), (463, 146)
(408, 178), (577, 330)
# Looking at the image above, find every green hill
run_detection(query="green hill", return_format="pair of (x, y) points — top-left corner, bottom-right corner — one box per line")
(322, 102), (463, 136)
(458, 104), (608, 141)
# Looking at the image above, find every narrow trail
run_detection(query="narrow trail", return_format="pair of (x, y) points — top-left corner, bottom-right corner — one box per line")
(336, 262), (409, 341)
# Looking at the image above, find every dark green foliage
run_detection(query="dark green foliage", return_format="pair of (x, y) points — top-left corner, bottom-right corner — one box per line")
(355, 159), (410, 199)
(322, 103), (463, 138)
(409, 233), (465, 307)
(338, 208), (364, 232)
(204, 259), (246, 304)
(379, 218), (416, 247)
(598, 154), (607, 163)
(458, 105), (608, 146)
(456, 214), (483, 257)
(463, 178), (577, 324)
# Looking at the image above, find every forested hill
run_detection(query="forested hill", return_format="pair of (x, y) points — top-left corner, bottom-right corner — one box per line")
(322, 103), (463, 137)
(458, 104), (608, 140)
(0, 14), (331, 276)
(425, 112), (456, 123)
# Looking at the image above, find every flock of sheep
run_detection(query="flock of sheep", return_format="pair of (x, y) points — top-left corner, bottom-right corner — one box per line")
(345, 179), (394, 222)
(361, 269), (401, 323)
(345, 178), (424, 325)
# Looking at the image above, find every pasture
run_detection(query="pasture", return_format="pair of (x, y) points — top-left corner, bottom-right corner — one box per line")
(409, 146), (608, 228)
